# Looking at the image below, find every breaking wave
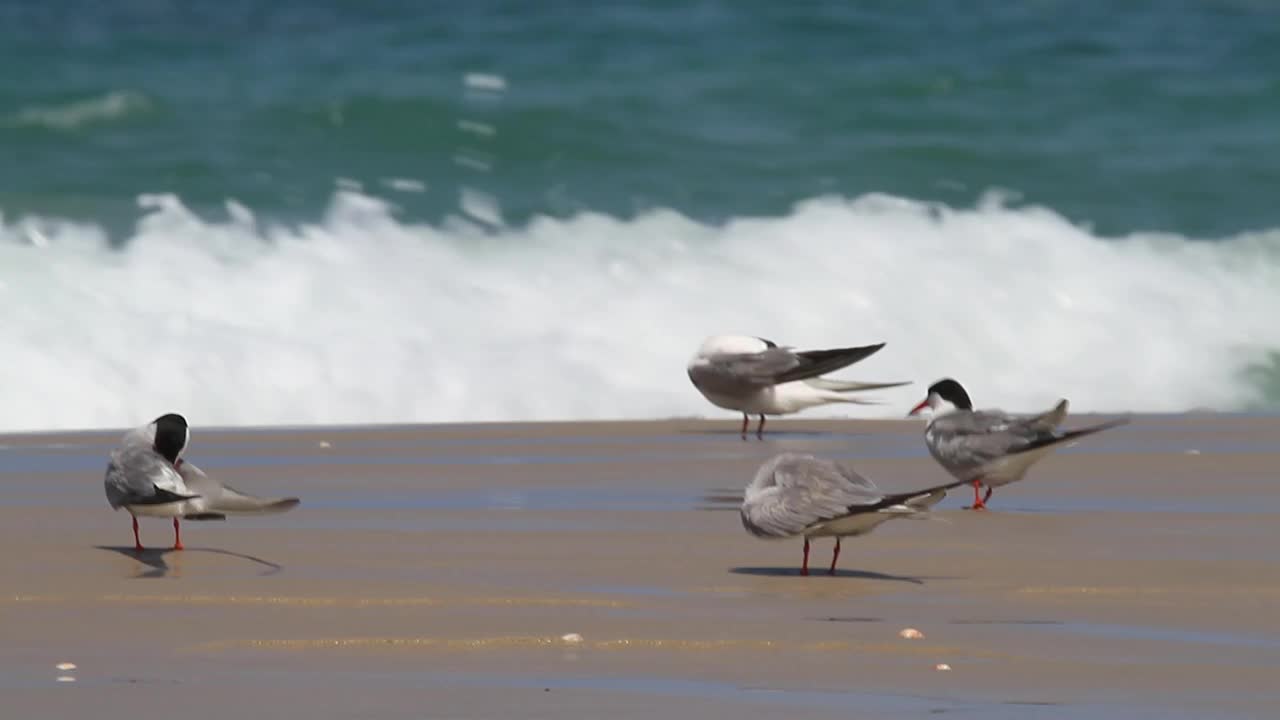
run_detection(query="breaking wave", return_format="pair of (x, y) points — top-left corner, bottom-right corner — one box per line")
(2, 190), (1277, 432)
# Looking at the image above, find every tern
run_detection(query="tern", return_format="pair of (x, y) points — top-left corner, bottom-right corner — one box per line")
(687, 335), (910, 438)
(908, 378), (1129, 510)
(741, 452), (966, 575)
(103, 413), (300, 550)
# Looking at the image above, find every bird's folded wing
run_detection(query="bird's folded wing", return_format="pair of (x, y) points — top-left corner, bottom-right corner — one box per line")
(928, 410), (1055, 470)
(741, 454), (884, 538)
(104, 444), (192, 507)
(778, 344), (887, 384)
(692, 344), (887, 395)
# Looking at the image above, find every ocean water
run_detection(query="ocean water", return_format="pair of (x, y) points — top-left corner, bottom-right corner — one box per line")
(3, 1), (1280, 431)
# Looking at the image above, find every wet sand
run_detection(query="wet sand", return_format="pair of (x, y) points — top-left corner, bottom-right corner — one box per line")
(2, 416), (1278, 719)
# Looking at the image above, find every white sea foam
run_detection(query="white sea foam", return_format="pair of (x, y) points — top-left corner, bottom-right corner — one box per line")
(3, 91), (150, 131)
(457, 120), (497, 137)
(462, 73), (508, 93)
(382, 178), (428, 193)
(1, 191), (1278, 432)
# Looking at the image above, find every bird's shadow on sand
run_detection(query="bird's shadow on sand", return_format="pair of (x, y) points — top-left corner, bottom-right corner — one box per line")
(95, 546), (284, 579)
(729, 566), (937, 584)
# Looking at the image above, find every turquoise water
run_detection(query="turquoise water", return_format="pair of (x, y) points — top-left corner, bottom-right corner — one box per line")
(4, 1), (1279, 234)
(3, 1), (1280, 430)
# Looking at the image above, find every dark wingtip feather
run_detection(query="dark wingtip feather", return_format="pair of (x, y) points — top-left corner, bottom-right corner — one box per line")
(779, 342), (889, 383)
(875, 477), (971, 511)
(1018, 416), (1130, 454)
(129, 486), (200, 506)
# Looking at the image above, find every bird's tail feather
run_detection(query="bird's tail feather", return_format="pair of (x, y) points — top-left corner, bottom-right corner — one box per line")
(804, 378), (913, 393)
(1028, 399), (1070, 429)
(826, 396), (886, 406)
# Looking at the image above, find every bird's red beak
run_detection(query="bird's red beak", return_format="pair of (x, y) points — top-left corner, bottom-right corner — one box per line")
(907, 399), (929, 416)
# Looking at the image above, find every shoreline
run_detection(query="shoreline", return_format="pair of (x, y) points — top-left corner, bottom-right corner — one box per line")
(0, 407), (1253, 439)
(2, 416), (1277, 718)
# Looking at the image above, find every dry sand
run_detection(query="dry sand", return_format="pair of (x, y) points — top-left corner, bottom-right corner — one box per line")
(2, 416), (1278, 718)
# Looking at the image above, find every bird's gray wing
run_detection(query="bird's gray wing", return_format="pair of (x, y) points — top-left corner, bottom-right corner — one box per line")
(778, 344), (887, 383)
(103, 443), (194, 509)
(689, 348), (806, 395)
(690, 343), (887, 395)
(177, 462), (301, 517)
(925, 401), (1128, 486)
(925, 409), (1054, 476)
(740, 453), (884, 538)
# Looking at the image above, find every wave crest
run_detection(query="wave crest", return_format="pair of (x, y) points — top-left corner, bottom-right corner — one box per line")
(1, 190), (1277, 432)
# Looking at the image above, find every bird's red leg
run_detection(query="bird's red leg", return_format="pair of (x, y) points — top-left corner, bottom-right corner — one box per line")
(756, 414), (766, 439)
(132, 515), (143, 552)
(983, 487), (993, 505)
(740, 414), (749, 440)
(969, 480), (987, 511)
(801, 538), (810, 576)
(828, 537), (841, 576)
(172, 517), (184, 551)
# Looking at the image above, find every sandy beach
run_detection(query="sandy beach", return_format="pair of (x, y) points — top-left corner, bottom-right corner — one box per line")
(2, 416), (1277, 719)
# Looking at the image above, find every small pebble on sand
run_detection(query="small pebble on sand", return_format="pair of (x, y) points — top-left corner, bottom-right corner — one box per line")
(318, 441), (332, 448)
(935, 663), (952, 671)
(56, 676), (76, 682)
(55, 662), (77, 671)
(899, 628), (924, 640)
(560, 633), (583, 644)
